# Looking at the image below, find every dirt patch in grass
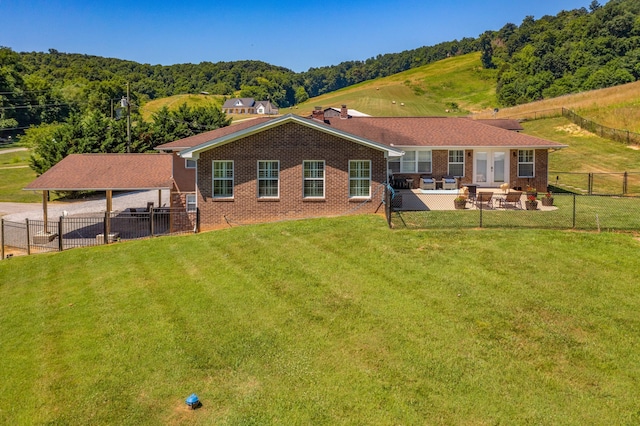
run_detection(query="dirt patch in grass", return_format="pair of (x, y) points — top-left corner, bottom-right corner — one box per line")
(555, 124), (594, 137)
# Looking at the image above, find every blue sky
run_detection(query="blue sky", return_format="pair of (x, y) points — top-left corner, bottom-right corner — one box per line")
(2, 0), (599, 72)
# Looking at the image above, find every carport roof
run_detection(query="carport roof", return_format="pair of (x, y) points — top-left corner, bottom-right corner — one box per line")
(24, 153), (174, 191)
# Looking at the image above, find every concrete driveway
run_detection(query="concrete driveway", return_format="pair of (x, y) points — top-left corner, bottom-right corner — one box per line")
(0, 190), (170, 221)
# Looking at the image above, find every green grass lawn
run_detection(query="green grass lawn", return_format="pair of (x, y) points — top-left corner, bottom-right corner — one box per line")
(1, 215), (639, 425)
(0, 149), (40, 203)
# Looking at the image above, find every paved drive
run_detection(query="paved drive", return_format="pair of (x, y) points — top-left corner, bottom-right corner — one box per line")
(0, 190), (170, 221)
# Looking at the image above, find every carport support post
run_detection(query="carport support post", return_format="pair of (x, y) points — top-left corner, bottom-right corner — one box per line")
(158, 189), (162, 208)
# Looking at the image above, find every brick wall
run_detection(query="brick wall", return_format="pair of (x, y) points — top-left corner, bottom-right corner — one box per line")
(170, 191), (197, 231)
(196, 122), (388, 229)
(171, 152), (195, 192)
(510, 149), (549, 191)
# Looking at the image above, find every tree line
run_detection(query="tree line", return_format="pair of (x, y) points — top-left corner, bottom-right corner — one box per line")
(483, 0), (640, 105)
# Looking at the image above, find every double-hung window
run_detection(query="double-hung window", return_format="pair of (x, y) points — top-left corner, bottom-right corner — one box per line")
(417, 151), (432, 173)
(212, 160), (234, 198)
(448, 150), (465, 177)
(257, 161), (279, 198)
(518, 150), (535, 178)
(349, 160), (371, 198)
(303, 161), (325, 198)
(391, 150), (432, 174)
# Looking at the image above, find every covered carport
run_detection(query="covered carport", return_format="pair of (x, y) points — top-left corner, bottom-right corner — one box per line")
(23, 153), (174, 239)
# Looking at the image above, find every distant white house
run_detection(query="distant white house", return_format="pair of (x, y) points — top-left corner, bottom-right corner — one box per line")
(222, 98), (279, 115)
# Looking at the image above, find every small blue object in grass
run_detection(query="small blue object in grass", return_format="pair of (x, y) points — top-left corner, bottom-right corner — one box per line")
(185, 393), (200, 409)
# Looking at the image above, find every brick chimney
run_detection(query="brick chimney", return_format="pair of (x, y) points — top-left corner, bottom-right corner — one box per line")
(340, 105), (348, 119)
(312, 106), (325, 121)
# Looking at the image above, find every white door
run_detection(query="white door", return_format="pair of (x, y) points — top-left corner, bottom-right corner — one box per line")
(474, 151), (508, 186)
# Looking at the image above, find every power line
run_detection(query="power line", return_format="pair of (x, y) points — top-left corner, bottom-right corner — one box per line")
(0, 90), (51, 95)
(0, 102), (72, 111)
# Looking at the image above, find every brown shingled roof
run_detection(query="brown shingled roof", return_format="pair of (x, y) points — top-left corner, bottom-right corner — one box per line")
(24, 154), (174, 191)
(155, 117), (274, 151)
(473, 118), (524, 131)
(322, 117), (564, 149)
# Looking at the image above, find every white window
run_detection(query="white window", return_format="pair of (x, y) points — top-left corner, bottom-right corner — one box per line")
(186, 194), (196, 212)
(400, 151), (416, 173)
(417, 151), (432, 173)
(349, 160), (371, 198)
(518, 150), (535, 178)
(258, 160), (279, 198)
(394, 150), (432, 173)
(303, 161), (325, 198)
(212, 160), (233, 198)
(185, 159), (196, 169)
(388, 157), (400, 174)
(448, 150), (465, 177)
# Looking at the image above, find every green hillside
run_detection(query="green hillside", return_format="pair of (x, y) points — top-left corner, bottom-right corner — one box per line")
(141, 93), (226, 121)
(290, 52), (497, 117)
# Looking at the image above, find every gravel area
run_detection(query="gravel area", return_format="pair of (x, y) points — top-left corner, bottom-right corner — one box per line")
(1, 190), (170, 221)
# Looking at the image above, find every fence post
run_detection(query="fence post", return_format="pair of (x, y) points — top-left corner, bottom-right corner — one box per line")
(572, 194), (576, 229)
(150, 207), (155, 237)
(26, 218), (31, 255)
(58, 217), (63, 252)
(623, 171), (628, 195)
(479, 201), (483, 228)
(196, 207), (201, 233)
(1, 219), (4, 260)
(588, 173), (593, 195)
(104, 212), (109, 244)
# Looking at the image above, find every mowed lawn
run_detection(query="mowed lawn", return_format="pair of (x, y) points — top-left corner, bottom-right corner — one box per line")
(1, 215), (640, 425)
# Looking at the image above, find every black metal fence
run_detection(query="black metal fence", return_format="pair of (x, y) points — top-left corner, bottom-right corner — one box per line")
(561, 108), (640, 146)
(550, 172), (640, 196)
(1, 208), (196, 259)
(389, 192), (640, 231)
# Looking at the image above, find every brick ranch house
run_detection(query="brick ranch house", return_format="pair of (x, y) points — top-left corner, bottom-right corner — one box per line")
(26, 107), (565, 231)
(156, 107), (565, 229)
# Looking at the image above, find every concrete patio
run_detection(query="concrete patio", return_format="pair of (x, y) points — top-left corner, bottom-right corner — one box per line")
(391, 189), (558, 211)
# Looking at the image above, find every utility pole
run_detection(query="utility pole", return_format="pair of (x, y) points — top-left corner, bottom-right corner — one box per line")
(120, 83), (131, 153)
(126, 82), (131, 153)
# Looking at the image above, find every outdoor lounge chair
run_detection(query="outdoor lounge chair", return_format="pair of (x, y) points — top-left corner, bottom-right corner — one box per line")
(474, 192), (494, 209)
(441, 176), (457, 190)
(420, 176), (436, 190)
(499, 191), (523, 209)
(466, 185), (477, 203)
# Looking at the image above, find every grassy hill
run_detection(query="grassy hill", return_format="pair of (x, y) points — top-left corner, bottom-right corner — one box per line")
(143, 52), (639, 135)
(472, 80), (640, 134)
(289, 52), (497, 117)
(141, 93), (226, 121)
(139, 53), (499, 120)
(1, 216), (639, 424)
